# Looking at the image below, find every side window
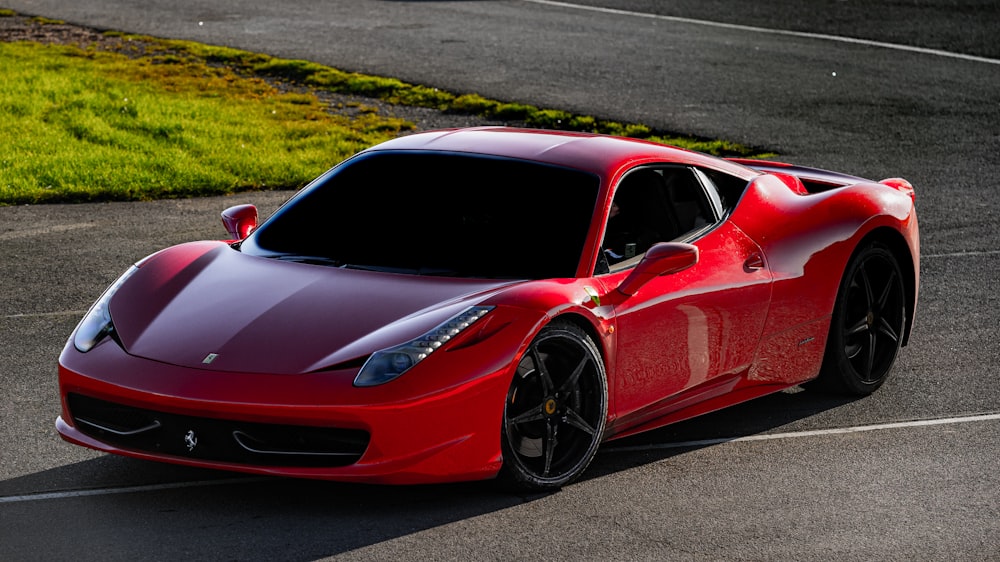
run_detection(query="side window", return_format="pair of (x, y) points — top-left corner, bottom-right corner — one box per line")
(699, 168), (749, 214)
(662, 167), (715, 234)
(598, 167), (717, 273)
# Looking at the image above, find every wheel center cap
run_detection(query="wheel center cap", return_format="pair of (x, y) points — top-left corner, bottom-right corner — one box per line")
(544, 398), (558, 415)
(867, 311), (876, 326)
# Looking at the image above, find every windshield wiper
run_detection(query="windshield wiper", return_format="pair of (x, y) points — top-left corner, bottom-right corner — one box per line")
(270, 255), (344, 267)
(339, 264), (472, 276)
(267, 257), (506, 278)
(341, 263), (414, 274)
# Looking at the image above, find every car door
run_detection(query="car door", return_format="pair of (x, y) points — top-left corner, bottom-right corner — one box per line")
(601, 166), (772, 422)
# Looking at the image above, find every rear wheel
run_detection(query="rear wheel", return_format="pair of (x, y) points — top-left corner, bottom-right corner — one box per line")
(817, 243), (906, 394)
(498, 321), (607, 491)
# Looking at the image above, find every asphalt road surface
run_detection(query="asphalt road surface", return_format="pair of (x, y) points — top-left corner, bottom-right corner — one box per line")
(2, 1), (998, 560)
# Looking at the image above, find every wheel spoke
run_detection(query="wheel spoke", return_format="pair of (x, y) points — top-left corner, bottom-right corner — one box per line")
(845, 317), (869, 338)
(530, 346), (554, 396)
(876, 269), (898, 312)
(858, 263), (875, 309)
(563, 407), (596, 436)
(542, 421), (558, 477)
(862, 331), (876, 379)
(557, 355), (590, 396)
(877, 317), (900, 343)
(509, 403), (546, 426)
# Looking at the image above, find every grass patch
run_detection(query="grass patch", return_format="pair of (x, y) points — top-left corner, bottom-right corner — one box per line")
(0, 41), (412, 204)
(30, 16), (65, 25)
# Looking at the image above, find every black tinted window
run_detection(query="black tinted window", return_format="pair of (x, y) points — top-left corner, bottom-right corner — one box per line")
(701, 168), (749, 213)
(244, 152), (600, 279)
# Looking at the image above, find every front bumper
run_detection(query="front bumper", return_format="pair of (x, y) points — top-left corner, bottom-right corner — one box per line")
(57, 333), (517, 485)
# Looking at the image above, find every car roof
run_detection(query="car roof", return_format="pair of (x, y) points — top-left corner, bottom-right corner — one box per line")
(364, 127), (757, 180)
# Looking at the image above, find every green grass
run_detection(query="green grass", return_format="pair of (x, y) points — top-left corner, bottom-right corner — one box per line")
(0, 42), (412, 204)
(1, 22), (772, 205)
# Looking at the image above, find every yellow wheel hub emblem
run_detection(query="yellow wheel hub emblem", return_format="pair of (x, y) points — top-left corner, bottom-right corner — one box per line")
(544, 398), (557, 415)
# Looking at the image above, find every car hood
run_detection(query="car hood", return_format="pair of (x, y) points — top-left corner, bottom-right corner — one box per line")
(110, 242), (518, 374)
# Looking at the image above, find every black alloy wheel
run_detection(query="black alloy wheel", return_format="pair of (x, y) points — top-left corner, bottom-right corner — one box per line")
(818, 243), (906, 395)
(499, 321), (607, 491)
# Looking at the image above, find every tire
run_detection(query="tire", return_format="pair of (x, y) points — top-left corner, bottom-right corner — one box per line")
(498, 321), (607, 491)
(816, 242), (906, 395)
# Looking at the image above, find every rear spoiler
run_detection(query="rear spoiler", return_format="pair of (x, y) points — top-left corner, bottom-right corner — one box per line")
(729, 158), (914, 200)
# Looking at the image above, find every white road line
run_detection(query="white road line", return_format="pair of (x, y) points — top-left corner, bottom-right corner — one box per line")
(522, 0), (1000, 66)
(3, 310), (86, 319)
(921, 250), (1000, 260)
(0, 477), (268, 504)
(602, 412), (1000, 454)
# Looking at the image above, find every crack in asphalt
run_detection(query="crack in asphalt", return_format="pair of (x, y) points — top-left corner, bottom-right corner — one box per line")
(0, 223), (95, 241)
(3, 311), (87, 319)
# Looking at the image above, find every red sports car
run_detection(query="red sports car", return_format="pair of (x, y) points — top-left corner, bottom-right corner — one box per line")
(57, 127), (919, 490)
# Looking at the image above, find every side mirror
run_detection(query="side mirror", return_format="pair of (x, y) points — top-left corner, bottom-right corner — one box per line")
(617, 242), (699, 297)
(221, 204), (258, 240)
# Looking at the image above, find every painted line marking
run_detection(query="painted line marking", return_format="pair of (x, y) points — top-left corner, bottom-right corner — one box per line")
(3, 310), (87, 320)
(602, 412), (1000, 454)
(522, 0), (1000, 66)
(922, 249), (1000, 260)
(0, 477), (269, 504)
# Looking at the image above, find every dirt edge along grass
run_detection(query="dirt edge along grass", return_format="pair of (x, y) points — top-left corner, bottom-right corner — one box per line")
(167, 39), (770, 158)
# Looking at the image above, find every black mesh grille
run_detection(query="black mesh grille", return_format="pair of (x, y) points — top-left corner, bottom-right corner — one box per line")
(67, 393), (369, 467)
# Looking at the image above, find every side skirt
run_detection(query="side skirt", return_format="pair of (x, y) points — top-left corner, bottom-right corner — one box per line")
(603, 374), (797, 441)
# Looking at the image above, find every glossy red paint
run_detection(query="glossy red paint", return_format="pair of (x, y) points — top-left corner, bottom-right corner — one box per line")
(616, 243), (700, 296)
(57, 127), (919, 487)
(220, 203), (258, 239)
(110, 242), (520, 374)
(879, 177), (916, 200)
(601, 220), (772, 427)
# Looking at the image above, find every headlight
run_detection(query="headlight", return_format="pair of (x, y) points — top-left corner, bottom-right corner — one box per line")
(73, 266), (138, 353)
(353, 306), (493, 387)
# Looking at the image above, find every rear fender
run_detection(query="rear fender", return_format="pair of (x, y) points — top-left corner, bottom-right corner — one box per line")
(731, 174), (918, 380)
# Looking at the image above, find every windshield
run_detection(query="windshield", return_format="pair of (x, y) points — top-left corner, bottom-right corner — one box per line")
(242, 151), (600, 279)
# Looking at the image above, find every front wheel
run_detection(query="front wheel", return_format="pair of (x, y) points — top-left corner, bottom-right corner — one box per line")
(498, 321), (607, 491)
(816, 243), (906, 395)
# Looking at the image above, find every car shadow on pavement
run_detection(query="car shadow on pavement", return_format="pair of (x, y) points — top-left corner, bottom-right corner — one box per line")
(585, 386), (862, 481)
(0, 455), (541, 560)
